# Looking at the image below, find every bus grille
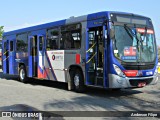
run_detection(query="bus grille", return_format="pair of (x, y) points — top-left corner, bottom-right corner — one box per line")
(123, 64), (154, 70)
(129, 78), (153, 86)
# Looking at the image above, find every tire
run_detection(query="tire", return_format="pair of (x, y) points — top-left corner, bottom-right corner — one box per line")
(19, 65), (28, 83)
(68, 70), (74, 91)
(70, 69), (85, 93)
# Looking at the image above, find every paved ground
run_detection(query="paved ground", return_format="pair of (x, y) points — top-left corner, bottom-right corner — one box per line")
(0, 70), (159, 119)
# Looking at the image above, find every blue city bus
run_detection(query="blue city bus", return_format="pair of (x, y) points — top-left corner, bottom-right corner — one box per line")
(2, 11), (159, 92)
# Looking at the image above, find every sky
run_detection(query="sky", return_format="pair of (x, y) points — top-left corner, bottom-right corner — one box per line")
(1, 0), (160, 44)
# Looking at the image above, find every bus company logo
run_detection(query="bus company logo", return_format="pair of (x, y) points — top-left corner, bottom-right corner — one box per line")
(2, 112), (11, 117)
(52, 55), (55, 60)
(52, 55), (64, 61)
(137, 71), (143, 76)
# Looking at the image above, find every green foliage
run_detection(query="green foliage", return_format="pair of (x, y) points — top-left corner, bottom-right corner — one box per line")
(0, 26), (4, 38)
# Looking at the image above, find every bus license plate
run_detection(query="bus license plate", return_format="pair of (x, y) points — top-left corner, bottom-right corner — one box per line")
(138, 82), (146, 87)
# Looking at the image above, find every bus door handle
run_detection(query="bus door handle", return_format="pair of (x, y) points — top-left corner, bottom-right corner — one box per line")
(86, 52), (97, 64)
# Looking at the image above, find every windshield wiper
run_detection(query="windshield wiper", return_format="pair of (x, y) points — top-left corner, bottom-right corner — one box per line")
(124, 24), (140, 52)
(124, 24), (134, 40)
(138, 27), (147, 52)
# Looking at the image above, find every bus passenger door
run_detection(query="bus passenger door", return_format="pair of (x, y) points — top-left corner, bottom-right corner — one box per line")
(9, 40), (16, 74)
(37, 35), (45, 79)
(28, 36), (33, 77)
(86, 27), (105, 87)
(2, 40), (9, 74)
(28, 36), (38, 77)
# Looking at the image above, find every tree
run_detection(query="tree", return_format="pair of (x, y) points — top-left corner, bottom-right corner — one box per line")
(0, 26), (4, 38)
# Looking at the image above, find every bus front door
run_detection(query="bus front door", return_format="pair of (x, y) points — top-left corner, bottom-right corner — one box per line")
(28, 36), (38, 77)
(2, 40), (9, 74)
(86, 26), (107, 87)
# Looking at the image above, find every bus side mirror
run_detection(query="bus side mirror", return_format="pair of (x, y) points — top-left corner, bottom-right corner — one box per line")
(110, 29), (115, 39)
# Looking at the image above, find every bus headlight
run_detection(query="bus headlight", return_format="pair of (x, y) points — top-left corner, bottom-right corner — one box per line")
(154, 66), (159, 75)
(113, 64), (125, 77)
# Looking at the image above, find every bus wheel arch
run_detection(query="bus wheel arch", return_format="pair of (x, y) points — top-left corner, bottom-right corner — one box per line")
(19, 64), (28, 83)
(68, 65), (85, 92)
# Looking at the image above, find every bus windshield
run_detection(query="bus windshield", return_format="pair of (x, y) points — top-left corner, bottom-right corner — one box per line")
(112, 25), (156, 63)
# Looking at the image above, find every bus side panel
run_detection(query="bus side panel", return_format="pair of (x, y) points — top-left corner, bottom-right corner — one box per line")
(16, 52), (28, 71)
(43, 51), (61, 81)
(45, 50), (65, 82)
(64, 50), (81, 82)
(43, 51), (50, 80)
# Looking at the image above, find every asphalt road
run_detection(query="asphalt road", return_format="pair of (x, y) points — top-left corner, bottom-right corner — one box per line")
(0, 70), (159, 119)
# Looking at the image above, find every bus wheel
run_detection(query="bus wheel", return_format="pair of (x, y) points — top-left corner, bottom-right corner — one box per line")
(68, 70), (74, 91)
(19, 66), (28, 83)
(73, 69), (85, 93)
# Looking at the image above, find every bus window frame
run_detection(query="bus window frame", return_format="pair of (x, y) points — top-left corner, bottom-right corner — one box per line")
(16, 32), (29, 52)
(60, 23), (82, 50)
(46, 27), (60, 51)
(10, 41), (14, 52)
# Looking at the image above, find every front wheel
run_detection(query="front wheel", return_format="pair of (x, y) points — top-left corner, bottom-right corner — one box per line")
(19, 66), (28, 83)
(71, 69), (85, 93)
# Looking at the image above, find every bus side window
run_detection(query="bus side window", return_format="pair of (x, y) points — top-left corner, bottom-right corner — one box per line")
(60, 24), (81, 49)
(16, 33), (28, 52)
(10, 41), (13, 51)
(30, 37), (34, 55)
(71, 32), (81, 49)
(39, 36), (43, 51)
(47, 28), (59, 50)
(4, 42), (6, 52)
(63, 32), (71, 49)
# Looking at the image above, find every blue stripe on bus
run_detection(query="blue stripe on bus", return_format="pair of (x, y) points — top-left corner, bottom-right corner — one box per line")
(38, 66), (43, 74)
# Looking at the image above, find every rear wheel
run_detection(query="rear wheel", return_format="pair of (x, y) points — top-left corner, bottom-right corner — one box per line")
(19, 65), (28, 83)
(70, 69), (85, 93)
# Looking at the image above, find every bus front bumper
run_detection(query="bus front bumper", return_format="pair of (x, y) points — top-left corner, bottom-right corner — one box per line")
(108, 73), (159, 88)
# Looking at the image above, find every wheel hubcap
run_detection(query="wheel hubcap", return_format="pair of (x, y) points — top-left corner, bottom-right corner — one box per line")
(20, 69), (25, 80)
(74, 75), (79, 87)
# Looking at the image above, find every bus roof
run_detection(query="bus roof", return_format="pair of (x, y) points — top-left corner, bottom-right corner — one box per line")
(4, 11), (149, 36)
